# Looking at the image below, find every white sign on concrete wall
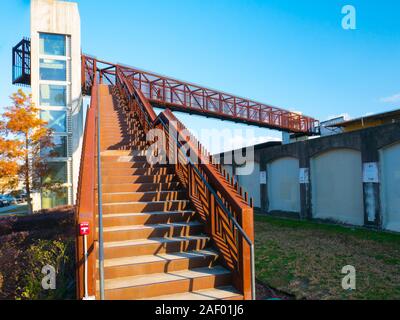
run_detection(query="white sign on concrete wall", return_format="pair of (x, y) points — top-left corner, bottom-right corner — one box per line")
(299, 168), (310, 184)
(260, 171), (267, 185)
(363, 162), (379, 183)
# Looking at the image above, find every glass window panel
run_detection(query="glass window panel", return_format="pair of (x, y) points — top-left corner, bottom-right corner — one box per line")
(42, 162), (68, 185)
(40, 84), (67, 107)
(41, 110), (67, 133)
(39, 33), (66, 56)
(41, 188), (68, 209)
(41, 136), (67, 158)
(40, 59), (66, 81)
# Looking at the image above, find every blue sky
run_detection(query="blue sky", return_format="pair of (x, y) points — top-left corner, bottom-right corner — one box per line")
(1, 0), (400, 152)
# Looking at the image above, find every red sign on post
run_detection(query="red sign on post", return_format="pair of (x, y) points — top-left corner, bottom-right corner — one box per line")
(79, 222), (90, 236)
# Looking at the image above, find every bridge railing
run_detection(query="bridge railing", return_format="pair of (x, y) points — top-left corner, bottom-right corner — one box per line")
(81, 55), (318, 134)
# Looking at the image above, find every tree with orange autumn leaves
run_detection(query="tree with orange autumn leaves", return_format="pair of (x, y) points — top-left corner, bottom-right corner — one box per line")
(0, 89), (62, 214)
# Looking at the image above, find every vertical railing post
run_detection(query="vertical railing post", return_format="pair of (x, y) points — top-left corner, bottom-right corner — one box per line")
(238, 208), (255, 300)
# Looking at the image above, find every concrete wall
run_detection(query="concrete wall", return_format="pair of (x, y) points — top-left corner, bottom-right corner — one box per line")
(221, 162), (261, 208)
(380, 142), (400, 232)
(311, 149), (364, 225)
(267, 157), (300, 213)
(237, 161), (261, 208)
(30, 0), (82, 210)
(255, 123), (400, 231)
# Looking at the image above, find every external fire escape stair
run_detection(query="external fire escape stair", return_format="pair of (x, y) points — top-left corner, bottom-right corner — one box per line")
(92, 84), (244, 300)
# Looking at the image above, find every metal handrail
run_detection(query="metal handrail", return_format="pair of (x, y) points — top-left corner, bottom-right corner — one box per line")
(96, 78), (105, 300)
(156, 114), (256, 300)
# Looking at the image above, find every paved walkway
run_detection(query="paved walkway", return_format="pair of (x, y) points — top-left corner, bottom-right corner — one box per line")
(0, 203), (28, 216)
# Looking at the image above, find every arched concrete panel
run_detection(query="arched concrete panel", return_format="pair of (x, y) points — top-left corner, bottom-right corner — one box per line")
(267, 157), (300, 213)
(380, 143), (400, 232)
(311, 149), (364, 225)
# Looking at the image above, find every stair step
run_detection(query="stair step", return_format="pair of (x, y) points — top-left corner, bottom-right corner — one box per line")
(100, 137), (146, 144)
(143, 286), (243, 300)
(100, 128), (144, 135)
(101, 221), (203, 241)
(101, 150), (147, 157)
(101, 155), (148, 163)
(102, 235), (210, 259)
(102, 174), (178, 184)
(101, 150), (143, 156)
(102, 167), (175, 177)
(101, 161), (171, 169)
(102, 200), (191, 214)
(99, 135), (139, 140)
(102, 191), (187, 203)
(101, 144), (147, 150)
(102, 182), (183, 193)
(100, 249), (219, 279)
(102, 211), (197, 227)
(97, 266), (231, 300)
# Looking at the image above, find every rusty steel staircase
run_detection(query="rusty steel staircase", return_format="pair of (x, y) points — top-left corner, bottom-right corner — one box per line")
(76, 55), (313, 300)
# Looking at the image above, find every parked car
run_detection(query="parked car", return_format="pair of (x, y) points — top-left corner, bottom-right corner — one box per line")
(15, 194), (26, 203)
(1, 195), (17, 205)
(0, 195), (10, 206)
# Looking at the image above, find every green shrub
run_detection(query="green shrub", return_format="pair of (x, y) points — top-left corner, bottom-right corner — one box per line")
(17, 239), (75, 300)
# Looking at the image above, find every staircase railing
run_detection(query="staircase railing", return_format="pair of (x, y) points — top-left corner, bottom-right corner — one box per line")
(75, 61), (98, 299)
(155, 111), (255, 300)
(115, 65), (255, 300)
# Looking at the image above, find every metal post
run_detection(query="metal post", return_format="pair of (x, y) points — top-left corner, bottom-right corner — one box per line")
(83, 234), (88, 298)
(250, 244), (256, 300)
(97, 80), (105, 301)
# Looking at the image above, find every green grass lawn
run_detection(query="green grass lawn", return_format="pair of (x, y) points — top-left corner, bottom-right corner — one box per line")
(255, 215), (400, 300)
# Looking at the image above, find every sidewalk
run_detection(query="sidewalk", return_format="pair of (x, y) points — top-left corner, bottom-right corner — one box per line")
(0, 204), (28, 216)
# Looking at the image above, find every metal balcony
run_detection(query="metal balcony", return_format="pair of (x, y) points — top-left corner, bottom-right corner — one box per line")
(12, 38), (31, 86)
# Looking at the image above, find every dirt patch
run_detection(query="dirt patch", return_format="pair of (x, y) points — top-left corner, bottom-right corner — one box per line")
(256, 279), (294, 300)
